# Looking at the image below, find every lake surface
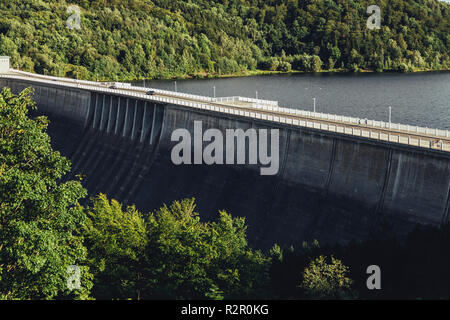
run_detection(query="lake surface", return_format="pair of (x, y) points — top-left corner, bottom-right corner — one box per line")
(134, 72), (450, 130)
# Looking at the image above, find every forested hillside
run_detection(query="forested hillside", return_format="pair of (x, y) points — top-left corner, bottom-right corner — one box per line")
(0, 0), (448, 80)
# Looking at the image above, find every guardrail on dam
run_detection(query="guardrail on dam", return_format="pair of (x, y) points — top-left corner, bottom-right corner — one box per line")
(1, 75), (449, 249)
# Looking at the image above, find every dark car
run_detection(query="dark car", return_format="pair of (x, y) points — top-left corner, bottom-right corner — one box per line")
(146, 90), (155, 95)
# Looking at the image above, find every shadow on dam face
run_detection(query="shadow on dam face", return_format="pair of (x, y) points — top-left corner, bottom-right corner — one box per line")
(2, 79), (450, 250)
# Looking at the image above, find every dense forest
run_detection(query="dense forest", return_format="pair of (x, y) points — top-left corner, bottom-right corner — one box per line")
(0, 0), (448, 81)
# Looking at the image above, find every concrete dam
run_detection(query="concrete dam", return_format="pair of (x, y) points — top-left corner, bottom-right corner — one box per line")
(1, 73), (450, 249)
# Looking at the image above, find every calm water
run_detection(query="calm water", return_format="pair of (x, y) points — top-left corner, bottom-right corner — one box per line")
(134, 72), (450, 130)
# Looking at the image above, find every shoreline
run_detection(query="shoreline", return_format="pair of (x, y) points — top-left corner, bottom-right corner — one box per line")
(116, 67), (450, 83)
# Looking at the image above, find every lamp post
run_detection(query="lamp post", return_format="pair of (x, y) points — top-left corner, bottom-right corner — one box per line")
(388, 106), (392, 127)
(313, 97), (316, 114)
(174, 81), (177, 92)
(213, 86), (216, 98)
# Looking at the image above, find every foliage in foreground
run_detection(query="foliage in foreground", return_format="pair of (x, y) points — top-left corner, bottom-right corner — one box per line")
(300, 255), (354, 299)
(82, 193), (147, 300)
(83, 195), (270, 300)
(0, 87), (92, 299)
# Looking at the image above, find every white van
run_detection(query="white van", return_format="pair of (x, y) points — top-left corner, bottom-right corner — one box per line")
(110, 82), (132, 89)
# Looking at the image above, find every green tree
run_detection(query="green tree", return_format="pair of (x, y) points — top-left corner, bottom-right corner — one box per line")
(310, 55), (323, 72)
(83, 193), (147, 300)
(0, 87), (92, 299)
(278, 61), (292, 72)
(142, 198), (269, 299)
(300, 255), (354, 299)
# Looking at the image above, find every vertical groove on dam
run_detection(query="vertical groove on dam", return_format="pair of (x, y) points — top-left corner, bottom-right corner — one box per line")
(324, 138), (337, 196)
(123, 105), (166, 205)
(374, 148), (393, 227)
(259, 128), (291, 242)
(2, 79), (450, 249)
(442, 183), (450, 225)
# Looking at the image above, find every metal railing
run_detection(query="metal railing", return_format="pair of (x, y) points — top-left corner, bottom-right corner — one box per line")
(212, 96), (278, 107)
(0, 72), (448, 152)
(276, 108), (450, 139)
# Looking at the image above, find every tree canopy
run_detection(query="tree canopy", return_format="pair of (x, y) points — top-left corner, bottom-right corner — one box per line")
(0, 0), (448, 80)
(83, 196), (270, 300)
(0, 87), (92, 299)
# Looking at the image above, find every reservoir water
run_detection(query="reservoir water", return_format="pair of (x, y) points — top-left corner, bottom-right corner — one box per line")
(135, 71), (450, 130)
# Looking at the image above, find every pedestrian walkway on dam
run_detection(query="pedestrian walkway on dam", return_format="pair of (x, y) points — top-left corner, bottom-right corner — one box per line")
(2, 68), (450, 152)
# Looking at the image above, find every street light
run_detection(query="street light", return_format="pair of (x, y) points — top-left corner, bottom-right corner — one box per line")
(174, 81), (177, 92)
(213, 86), (216, 98)
(313, 97), (316, 113)
(388, 106), (392, 127)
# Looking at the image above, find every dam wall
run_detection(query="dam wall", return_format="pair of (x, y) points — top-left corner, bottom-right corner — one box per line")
(2, 78), (450, 249)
